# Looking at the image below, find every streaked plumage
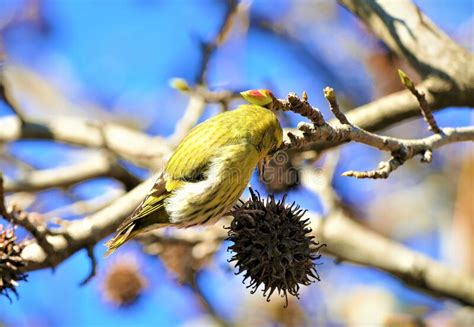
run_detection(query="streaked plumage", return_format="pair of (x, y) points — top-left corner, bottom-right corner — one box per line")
(105, 90), (283, 256)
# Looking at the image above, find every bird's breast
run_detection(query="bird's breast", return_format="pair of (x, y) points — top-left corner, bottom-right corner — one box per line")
(165, 143), (259, 227)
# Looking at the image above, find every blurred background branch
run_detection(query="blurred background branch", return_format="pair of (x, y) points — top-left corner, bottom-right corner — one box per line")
(285, 0), (474, 154)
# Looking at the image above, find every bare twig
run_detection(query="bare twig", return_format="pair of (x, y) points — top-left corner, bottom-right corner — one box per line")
(1, 173), (57, 267)
(19, 178), (155, 271)
(79, 245), (97, 286)
(340, 127), (474, 179)
(398, 69), (441, 133)
(342, 156), (405, 179)
(271, 92), (325, 126)
(323, 87), (350, 125)
(278, 91), (474, 179)
(196, 0), (239, 84)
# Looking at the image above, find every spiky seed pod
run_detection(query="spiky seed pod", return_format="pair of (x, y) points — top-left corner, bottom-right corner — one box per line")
(0, 225), (27, 301)
(227, 188), (324, 306)
(101, 256), (147, 307)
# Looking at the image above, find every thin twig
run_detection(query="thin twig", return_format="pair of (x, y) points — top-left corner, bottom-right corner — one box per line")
(196, 0), (239, 84)
(323, 87), (350, 125)
(342, 156), (405, 179)
(271, 92), (325, 126)
(277, 90), (474, 179)
(79, 245), (97, 286)
(0, 173), (58, 268)
(398, 69), (441, 133)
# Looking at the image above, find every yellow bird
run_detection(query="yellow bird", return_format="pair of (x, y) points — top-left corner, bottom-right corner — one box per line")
(105, 89), (283, 256)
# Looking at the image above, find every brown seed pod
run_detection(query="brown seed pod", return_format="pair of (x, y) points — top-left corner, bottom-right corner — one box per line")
(227, 188), (325, 306)
(0, 225), (28, 301)
(101, 255), (147, 307)
(260, 150), (300, 193)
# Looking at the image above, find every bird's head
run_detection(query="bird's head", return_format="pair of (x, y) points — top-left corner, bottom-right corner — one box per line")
(240, 89), (274, 107)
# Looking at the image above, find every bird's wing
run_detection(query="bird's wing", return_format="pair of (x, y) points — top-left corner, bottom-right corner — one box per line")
(164, 113), (243, 181)
(118, 140), (219, 230)
(116, 175), (170, 231)
(105, 177), (171, 256)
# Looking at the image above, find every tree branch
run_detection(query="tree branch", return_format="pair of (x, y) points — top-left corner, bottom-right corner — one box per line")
(289, 0), (474, 153)
(4, 152), (141, 192)
(278, 90), (474, 178)
(41, 188), (124, 220)
(311, 210), (474, 305)
(398, 69), (441, 133)
(15, 170), (474, 305)
(340, 126), (473, 178)
(338, 0), (474, 91)
(19, 178), (154, 271)
(5, 143), (469, 305)
(301, 159), (474, 306)
(0, 115), (173, 169)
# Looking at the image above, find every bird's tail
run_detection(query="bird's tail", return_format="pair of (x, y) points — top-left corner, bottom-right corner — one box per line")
(104, 179), (171, 257)
(104, 223), (137, 257)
